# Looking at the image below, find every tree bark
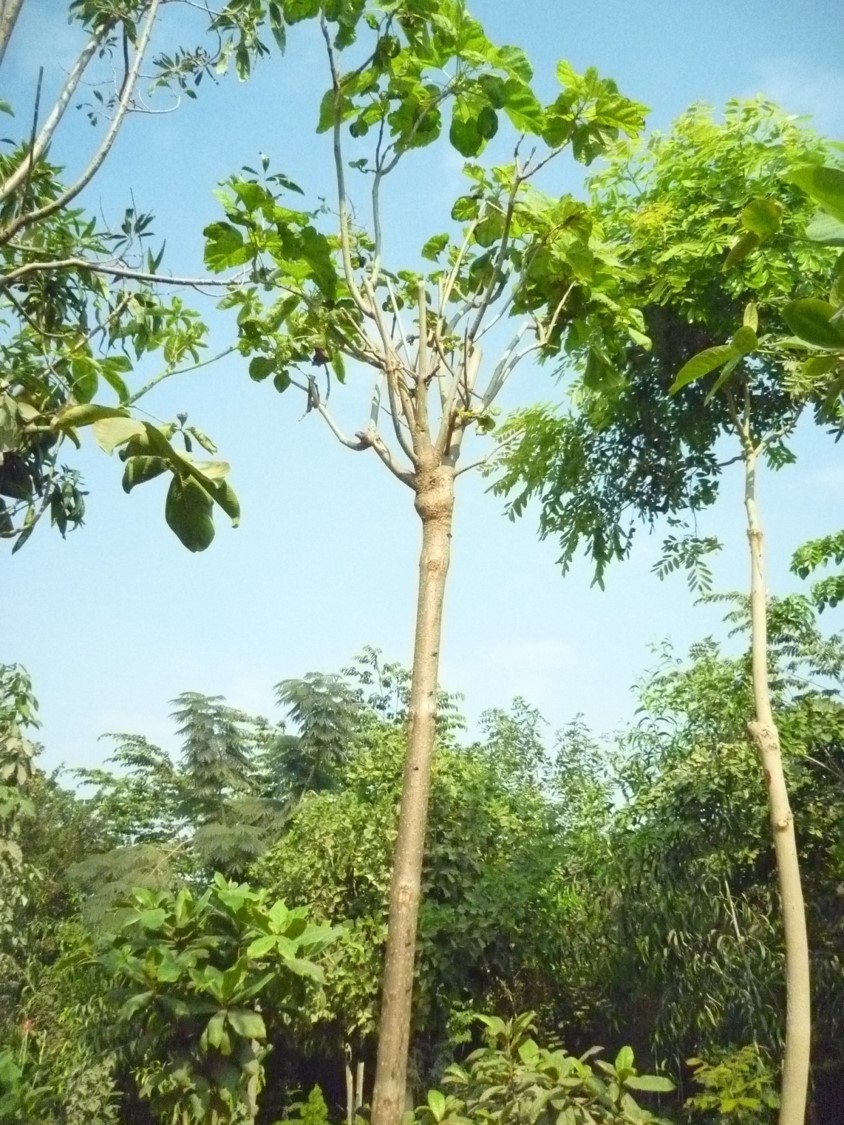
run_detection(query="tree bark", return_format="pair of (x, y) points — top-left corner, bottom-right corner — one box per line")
(0, 0), (24, 69)
(744, 452), (811, 1125)
(371, 460), (455, 1125)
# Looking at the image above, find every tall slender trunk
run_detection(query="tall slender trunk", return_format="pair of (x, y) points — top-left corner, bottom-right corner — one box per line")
(371, 461), (455, 1125)
(744, 451), (811, 1125)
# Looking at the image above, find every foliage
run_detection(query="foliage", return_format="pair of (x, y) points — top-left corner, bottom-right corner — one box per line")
(493, 101), (837, 584)
(274, 1084), (331, 1125)
(93, 874), (338, 1123)
(685, 1045), (779, 1124)
(416, 1012), (674, 1125)
(255, 712), (564, 1062)
(0, 0), (284, 548)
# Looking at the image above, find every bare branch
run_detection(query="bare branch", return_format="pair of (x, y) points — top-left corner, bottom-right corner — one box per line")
(320, 16), (370, 319)
(126, 347), (237, 407)
(0, 0), (25, 68)
(0, 0), (163, 247)
(0, 30), (110, 204)
(359, 426), (416, 487)
(0, 255), (242, 292)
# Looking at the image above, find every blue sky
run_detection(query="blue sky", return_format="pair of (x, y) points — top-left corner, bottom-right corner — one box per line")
(3, 0), (843, 770)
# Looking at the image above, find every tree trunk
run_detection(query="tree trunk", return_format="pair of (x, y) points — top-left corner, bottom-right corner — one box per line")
(0, 0), (23, 68)
(371, 460), (455, 1125)
(744, 453), (811, 1125)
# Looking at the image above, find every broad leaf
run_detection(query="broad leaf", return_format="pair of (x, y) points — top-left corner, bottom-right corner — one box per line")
(226, 1008), (266, 1040)
(93, 417), (145, 454)
(670, 344), (737, 394)
(786, 165), (844, 223)
(165, 475), (215, 552)
(782, 299), (844, 349)
(724, 231), (759, 268)
(806, 211), (844, 245)
(625, 1075), (676, 1092)
(740, 197), (782, 238)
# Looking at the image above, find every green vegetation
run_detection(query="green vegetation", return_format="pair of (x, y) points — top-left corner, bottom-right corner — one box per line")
(2, 2), (843, 1124)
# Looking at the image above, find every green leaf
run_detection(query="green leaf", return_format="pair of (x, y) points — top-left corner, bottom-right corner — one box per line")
(583, 347), (623, 392)
(246, 935), (278, 958)
(249, 356), (275, 381)
(740, 197), (782, 238)
(53, 404), (129, 429)
(92, 417), (145, 454)
(704, 356), (741, 403)
(743, 302), (758, 331)
(117, 991), (154, 1021)
(501, 79), (544, 135)
(730, 325), (758, 355)
(226, 1009), (266, 1040)
(625, 1075), (676, 1093)
(670, 344), (737, 394)
(782, 299), (844, 349)
(427, 1090), (446, 1121)
(203, 221), (254, 272)
(615, 1046), (635, 1072)
(203, 1011), (226, 1050)
(421, 233), (450, 261)
(449, 113), (483, 158)
(786, 165), (844, 223)
(724, 231), (760, 268)
(165, 475), (215, 552)
(806, 211), (844, 245)
(71, 357), (98, 402)
(122, 456), (169, 492)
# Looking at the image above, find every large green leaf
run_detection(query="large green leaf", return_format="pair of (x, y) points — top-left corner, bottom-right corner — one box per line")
(625, 1075), (676, 1093)
(806, 211), (844, 246)
(226, 1009), (266, 1040)
(92, 416), (145, 454)
(122, 455), (169, 493)
(724, 231), (759, 268)
(782, 299), (844, 349)
(740, 197), (782, 238)
(669, 344), (737, 394)
(786, 165), (844, 223)
(53, 403), (129, 429)
(203, 221), (254, 272)
(165, 475), (215, 552)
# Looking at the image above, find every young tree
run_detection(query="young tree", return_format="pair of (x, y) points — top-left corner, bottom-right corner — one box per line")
(495, 101), (839, 1124)
(202, 3), (646, 1118)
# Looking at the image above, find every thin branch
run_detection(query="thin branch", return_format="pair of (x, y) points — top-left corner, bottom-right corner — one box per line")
(0, 255), (242, 292)
(358, 426), (416, 487)
(466, 159), (523, 342)
(289, 375), (369, 450)
(0, 0), (162, 247)
(319, 16), (369, 318)
(125, 347), (237, 406)
(15, 66), (42, 217)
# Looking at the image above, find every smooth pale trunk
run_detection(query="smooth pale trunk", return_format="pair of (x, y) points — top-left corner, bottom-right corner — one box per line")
(745, 460), (811, 1125)
(371, 462), (454, 1125)
(0, 0), (23, 66)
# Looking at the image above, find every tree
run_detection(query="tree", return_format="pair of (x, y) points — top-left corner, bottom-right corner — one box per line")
(203, 6), (647, 1117)
(495, 101), (840, 1124)
(0, 0), (287, 549)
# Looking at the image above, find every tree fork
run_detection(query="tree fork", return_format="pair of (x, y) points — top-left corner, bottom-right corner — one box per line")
(371, 461), (455, 1125)
(745, 460), (811, 1125)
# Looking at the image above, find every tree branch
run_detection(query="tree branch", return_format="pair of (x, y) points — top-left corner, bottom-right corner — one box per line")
(320, 16), (369, 318)
(0, 0), (162, 247)
(0, 255), (242, 292)
(0, 29), (108, 204)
